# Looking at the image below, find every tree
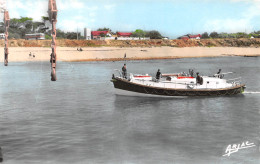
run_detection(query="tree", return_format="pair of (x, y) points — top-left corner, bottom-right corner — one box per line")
(236, 32), (248, 38)
(218, 33), (228, 38)
(42, 16), (49, 22)
(99, 33), (106, 37)
(209, 32), (218, 38)
(201, 32), (209, 39)
(97, 27), (111, 31)
(56, 29), (66, 38)
(131, 29), (146, 38)
(145, 30), (162, 39)
(0, 22), (4, 33)
(45, 34), (52, 39)
(66, 32), (79, 39)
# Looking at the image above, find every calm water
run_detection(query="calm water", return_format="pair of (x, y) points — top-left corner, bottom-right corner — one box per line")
(0, 57), (259, 164)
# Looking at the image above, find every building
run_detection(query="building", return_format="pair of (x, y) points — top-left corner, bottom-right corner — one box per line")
(25, 33), (45, 40)
(116, 32), (132, 37)
(84, 28), (91, 40)
(116, 32), (150, 40)
(181, 36), (189, 40)
(91, 31), (112, 40)
(89, 30), (150, 40)
(180, 34), (201, 40)
(188, 34), (201, 39)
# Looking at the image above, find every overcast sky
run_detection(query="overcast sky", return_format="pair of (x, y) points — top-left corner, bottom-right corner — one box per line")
(5, 0), (260, 38)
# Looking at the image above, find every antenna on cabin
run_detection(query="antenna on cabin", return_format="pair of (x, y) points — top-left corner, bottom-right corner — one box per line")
(48, 0), (58, 81)
(0, 0), (9, 66)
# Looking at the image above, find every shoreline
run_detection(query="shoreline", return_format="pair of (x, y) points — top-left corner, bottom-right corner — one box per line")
(1, 47), (259, 62)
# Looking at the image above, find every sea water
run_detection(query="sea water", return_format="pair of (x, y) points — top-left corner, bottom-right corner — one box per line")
(0, 56), (259, 164)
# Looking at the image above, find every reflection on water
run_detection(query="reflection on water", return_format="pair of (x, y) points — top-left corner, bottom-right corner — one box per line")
(0, 57), (259, 164)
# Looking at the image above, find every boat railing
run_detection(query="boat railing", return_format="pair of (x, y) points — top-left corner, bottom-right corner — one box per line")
(114, 69), (123, 77)
(137, 79), (199, 89)
(226, 77), (242, 86)
(136, 78), (242, 90)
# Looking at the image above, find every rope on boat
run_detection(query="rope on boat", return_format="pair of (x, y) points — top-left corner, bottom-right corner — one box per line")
(143, 87), (154, 94)
(154, 89), (164, 95)
(133, 79), (243, 96)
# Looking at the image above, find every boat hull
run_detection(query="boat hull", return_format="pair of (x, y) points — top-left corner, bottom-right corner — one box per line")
(111, 77), (246, 97)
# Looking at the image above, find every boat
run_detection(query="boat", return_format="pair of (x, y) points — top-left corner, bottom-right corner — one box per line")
(111, 69), (246, 97)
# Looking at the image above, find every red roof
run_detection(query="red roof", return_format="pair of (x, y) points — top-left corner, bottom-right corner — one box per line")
(189, 34), (201, 38)
(181, 36), (189, 40)
(91, 31), (109, 36)
(117, 32), (132, 37)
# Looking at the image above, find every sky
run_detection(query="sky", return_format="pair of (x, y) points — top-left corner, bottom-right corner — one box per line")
(4, 0), (260, 38)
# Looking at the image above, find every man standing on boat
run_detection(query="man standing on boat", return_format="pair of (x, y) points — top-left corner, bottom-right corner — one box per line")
(122, 64), (127, 79)
(156, 69), (162, 81)
(217, 69), (221, 74)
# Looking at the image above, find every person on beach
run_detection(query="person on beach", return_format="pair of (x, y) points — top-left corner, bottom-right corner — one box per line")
(122, 64), (127, 79)
(156, 69), (161, 81)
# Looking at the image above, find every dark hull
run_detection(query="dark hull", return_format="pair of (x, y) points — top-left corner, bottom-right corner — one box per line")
(111, 77), (246, 97)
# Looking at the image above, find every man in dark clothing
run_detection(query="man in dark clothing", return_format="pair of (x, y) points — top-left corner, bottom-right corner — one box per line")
(156, 69), (161, 81)
(190, 69), (194, 77)
(217, 69), (221, 74)
(196, 72), (200, 84)
(122, 64), (127, 79)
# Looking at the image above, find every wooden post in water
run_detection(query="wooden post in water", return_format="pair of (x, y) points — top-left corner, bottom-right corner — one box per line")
(0, 147), (3, 162)
(3, 10), (9, 66)
(48, 0), (58, 81)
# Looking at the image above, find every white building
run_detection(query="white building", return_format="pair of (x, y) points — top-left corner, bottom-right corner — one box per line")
(25, 33), (45, 40)
(84, 28), (91, 40)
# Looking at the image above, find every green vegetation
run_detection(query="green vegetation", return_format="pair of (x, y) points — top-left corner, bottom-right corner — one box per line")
(209, 32), (218, 38)
(202, 31), (260, 39)
(201, 32), (209, 39)
(97, 27), (111, 31)
(0, 16), (47, 39)
(9, 17), (260, 40)
(0, 16), (83, 39)
(45, 34), (52, 40)
(180, 31), (260, 39)
(131, 29), (146, 38)
(1, 17), (165, 40)
(130, 29), (163, 39)
(145, 30), (162, 39)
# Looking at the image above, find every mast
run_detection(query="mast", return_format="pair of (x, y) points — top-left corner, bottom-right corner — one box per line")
(48, 0), (58, 81)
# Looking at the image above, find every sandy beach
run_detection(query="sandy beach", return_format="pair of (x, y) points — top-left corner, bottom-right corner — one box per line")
(1, 47), (260, 62)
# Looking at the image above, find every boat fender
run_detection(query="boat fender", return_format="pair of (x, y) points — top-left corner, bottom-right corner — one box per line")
(187, 84), (195, 89)
(200, 77), (203, 85)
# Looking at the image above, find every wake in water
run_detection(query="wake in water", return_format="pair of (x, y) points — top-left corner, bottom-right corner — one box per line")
(244, 91), (260, 94)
